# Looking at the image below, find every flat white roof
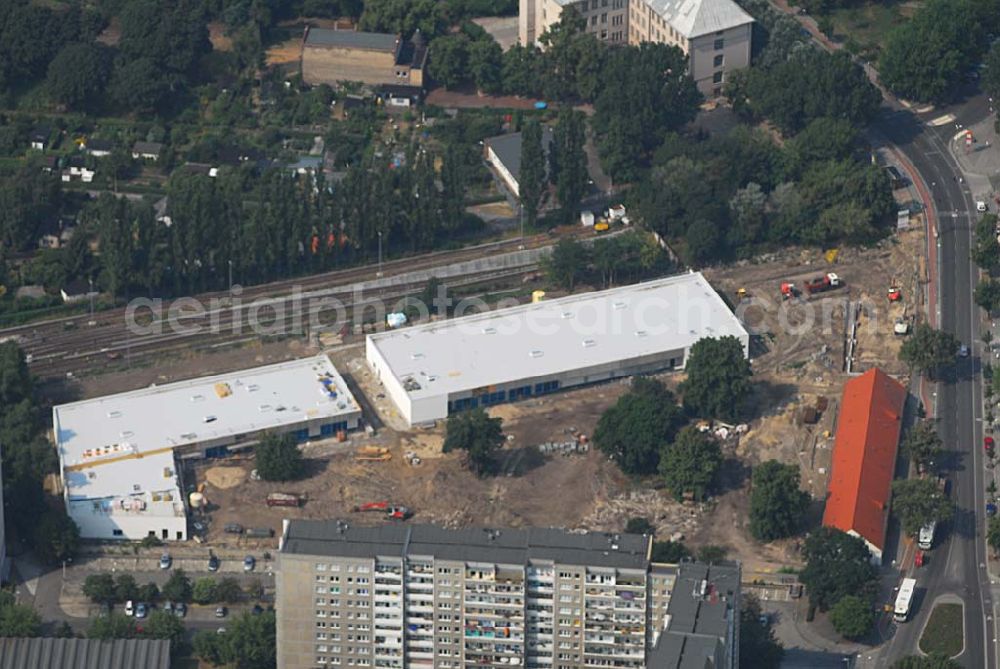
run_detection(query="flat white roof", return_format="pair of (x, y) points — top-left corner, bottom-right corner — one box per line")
(367, 272), (747, 400)
(54, 355), (359, 468)
(66, 450), (183, 521)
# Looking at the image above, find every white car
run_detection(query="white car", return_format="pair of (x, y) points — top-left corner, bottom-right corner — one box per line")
(124, 600), (134, 616)
(978, 201), (988, 212)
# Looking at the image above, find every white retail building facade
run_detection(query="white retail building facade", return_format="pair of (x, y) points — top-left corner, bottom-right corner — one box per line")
(52, 355), (361, 541)
(366, 271), (748, 426)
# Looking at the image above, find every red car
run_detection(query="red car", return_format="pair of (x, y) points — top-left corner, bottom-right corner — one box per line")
(986, 436), (995, 453)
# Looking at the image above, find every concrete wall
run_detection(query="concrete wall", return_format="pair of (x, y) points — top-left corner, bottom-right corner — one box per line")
(302, 46), (398, 87)
(365, 337), (414, 425)
(486, 145), (520, 198)
(689, 23), (752, 96)
(69, 504), (187, 542)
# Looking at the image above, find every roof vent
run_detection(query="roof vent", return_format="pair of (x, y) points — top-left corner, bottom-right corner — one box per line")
(529, 350), (544, 358)
(613, 301), (627, 310)
(482, 327), (497, 335)
(246, 384), (260, 392)
(411, 352), (424, 360)
(190, 394), (205, 402)
(635, 330), (647, 338)
(561, 312), (573, 319)
(259, 404), (272, 412)
(107, 410), (122, 419)
(582, 339), (596, 348)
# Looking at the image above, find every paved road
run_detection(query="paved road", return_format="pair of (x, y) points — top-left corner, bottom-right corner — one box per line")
(874, 92), (994, 668)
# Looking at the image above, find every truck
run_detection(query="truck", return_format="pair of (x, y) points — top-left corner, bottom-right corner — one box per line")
(918, 521), (937, 550)
(893, 578), (917, 622)
(245, 527), (274, 539)
(803, 273), (843, 295)
(353, 501), (413, 520)
(266, 492), (305, 507)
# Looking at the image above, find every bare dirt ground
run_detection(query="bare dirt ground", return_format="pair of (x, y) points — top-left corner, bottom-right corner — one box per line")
(208, 22), (233, 52)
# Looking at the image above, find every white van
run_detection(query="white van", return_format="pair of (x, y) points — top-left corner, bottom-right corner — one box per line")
(918, 521), (937, 550)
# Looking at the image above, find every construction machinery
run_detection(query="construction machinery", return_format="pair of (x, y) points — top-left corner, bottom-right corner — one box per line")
(266, 492), (305, 507)
(353, 501), (412, 520)
(888, 282), (902, 302)
(355, 446), (391, 462)
(780, 282), (797, 300)
(803, 272), (843, 295)
(736, 288), (749, 301)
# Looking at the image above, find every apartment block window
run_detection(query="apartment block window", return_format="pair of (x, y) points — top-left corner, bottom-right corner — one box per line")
(600, 12), (607, 23)
(591, 15), (597, 25)
(713, 71), (724, 84)
(612, 15), (622, 26)
(613, 0), (623, 6)
(714, 54), (724, 67)
(714, 38), (725, 50)
(592, 0), (599, 8)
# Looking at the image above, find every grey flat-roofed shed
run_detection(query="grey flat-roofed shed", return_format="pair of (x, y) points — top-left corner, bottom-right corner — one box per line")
(0, 638), (171, 669)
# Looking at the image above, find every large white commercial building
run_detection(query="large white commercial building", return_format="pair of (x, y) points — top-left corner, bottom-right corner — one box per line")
(366, 272), (748, 426)
(53, 355), (362, 541)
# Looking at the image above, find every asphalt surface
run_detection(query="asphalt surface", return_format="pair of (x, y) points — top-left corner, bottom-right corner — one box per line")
(874, 91), (994, 668)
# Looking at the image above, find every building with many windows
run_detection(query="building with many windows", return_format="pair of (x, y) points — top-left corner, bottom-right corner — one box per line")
(52, 355), (361, 542)
(365, 272), (748, 427)
(518, 0), (754, 95)
(276, 519), (741, 669)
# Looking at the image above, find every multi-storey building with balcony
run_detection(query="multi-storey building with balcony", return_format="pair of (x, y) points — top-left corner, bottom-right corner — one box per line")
(276, 520), (741, 669)
(518, 0), (754, 96)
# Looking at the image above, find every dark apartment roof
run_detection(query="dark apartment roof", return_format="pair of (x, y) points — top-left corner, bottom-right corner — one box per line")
(0, 637), (171, 669)
(282, 520), (651, 570)
(395, 30), (428, 69)
(649, 562), (740, 668)
(86, 138), (114, 152)
(305, 27), (398, 52)
(485, 127), (555, 185)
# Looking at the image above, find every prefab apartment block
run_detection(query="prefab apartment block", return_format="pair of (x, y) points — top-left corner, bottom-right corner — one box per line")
(52, 355), (362, 541)
(365, 272), (748, 426)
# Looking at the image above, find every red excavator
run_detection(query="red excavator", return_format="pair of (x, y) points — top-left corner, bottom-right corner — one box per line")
(353, 501), (413, 520)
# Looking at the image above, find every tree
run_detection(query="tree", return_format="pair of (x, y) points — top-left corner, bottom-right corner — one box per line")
(989, 516), (1000, 555)
(428, 33), (469, 89)
(739, 595), (784, 669)
(254, 432), (304, 481)
(31, 510), (79, 565)
(985, 41), (1000, 102)
(216, 577), (243, 604)
(0, 602), (42, 637)
(45, 43), (111, 110)
(359, 0), (447, 37)
(800, 527), (878, 611)
(879, 0), (984, 102)
(552, 108), (588, 225)
(891, 478), (954, 537)
(542, 238), (589, 291)
(651, 540), (691, 562)
(975, 278), (1000, 314)
(114, 574), (138, 604)
(193, 629), (225, 665)
(194, 611), (277, 668)
(972, 214), (1000, 272)
(88, 612), (137, 640)
(680, 336), (752, 421)
(192, 577), (218, 605)
(893, 655), (963, 669)
(625, 517), (654, 535)
(899, 324), (959, 376)
(519, 119), (546, 228)
(659, 426), (722, 501)
(83, 573), (117, 606)
(749, 460), (810, 541)
(686, 219), (722, 266)
(501, 44), (542, 97)
(138, 582), (160, 603)
(901, 422), (944, 471)
(162, 569), (193, 603)
(468, 38), (503, 94)
(142, 609), (185, 645)
(829, 594), (874, 639)
(697, 545), (728, 563)
(594, 377), (685, 476)
(443, 408), (504, 476)
(108, 57), (173, 113)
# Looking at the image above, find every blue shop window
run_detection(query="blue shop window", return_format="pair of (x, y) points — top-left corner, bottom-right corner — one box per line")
(534, 381), (560, 395)
(451, 397), (479, 412)
(295, 428), (309, 441)
(509, 385), (533, 401)
(479, 390), (507, 406)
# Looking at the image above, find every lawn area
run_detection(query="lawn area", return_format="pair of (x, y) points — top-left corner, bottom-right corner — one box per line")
(919, 603), (964, 657)
(828, 1), (920, 57)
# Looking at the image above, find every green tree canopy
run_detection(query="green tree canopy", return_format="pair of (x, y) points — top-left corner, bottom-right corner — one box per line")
(901, 422), (944, 471)
(0, 601), (42, 638)
(891, 478), (954, 537)
(749, 460), (810, 541)
(625, 517), (655, 534)
(45, 43), (111, 110)
(162, 569), (193, 603)
(254, 432), (304, 481)
(972, 214), (1000, 273)
(113, 574), (138, 604)
(84, 573), (118, 606)
(799, 527), (878, 611)
(359, 0), (447, 37)
(680, 336), (752, 422)
(989, 516), (1000, 555)
(659, 426), (722, 501)
(428, 33), (469, 89)
(651, 540), (691, 563)
(192, 577), (218, 605)
(142, 609), (185, 645)
(829, 594), (874, 639)
(194, 610), (277, 669)
(975, 278), (1000, 314)
(542, 238), (589, 291)
(551, 107), (588, 225)
(739, 594), (784, 669)
(468, 37), (503, 94)
(519, 119), (546, 228)
(216, 577), (243, 604)
(899, 324), (959, 375)
(893, 653), (963, 669)
(443, 407), (504, 476)
(88, 612), (137, 640)
(31, 510), (79, 565)
(594, 377), (685, 476)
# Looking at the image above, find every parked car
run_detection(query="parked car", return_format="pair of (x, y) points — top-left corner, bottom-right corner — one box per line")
(135, 603), (148, 619)
(243, 555), (256, 572)
(124, 600), (134, 616)
(224, 523), (244, 534)
(208, 555), (220, 572)
(163, 601), (173, 614)
(986, 436), (995, 453)
(217, 627), (227, 634)
(215, 606), (227, 618)
(173, 602), (187, 618)
(159, 553), (172, 570)
(959, 344), (970, 358)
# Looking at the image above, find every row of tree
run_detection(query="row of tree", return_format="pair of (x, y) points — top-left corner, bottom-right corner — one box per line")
(84, 570), (254, 608)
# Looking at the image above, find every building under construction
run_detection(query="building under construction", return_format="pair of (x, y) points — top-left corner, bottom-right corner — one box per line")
(365, 272), (748, 426)
(52, 355), (361, 541)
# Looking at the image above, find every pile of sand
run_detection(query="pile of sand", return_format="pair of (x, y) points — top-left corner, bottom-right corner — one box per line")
(205, 466), (246, 489)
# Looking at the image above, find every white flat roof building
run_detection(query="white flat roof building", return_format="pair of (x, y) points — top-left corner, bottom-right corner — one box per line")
(54, 355), (362, 541)
(366, 272), (748, 426)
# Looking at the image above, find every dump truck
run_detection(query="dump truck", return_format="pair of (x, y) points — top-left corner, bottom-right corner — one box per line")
(266, 492), (305, 507)
(353, 501), (412, 520)
(803, 273), (843, 295)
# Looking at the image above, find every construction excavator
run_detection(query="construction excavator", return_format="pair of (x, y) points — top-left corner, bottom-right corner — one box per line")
(353, 501), (413, 520)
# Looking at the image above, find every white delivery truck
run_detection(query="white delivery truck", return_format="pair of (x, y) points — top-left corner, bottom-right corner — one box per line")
(894, 578), (917, 622)
(918, 521), (937, 550)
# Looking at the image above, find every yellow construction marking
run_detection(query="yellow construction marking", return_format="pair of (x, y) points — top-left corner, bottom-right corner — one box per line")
(64, 445), (177, 471)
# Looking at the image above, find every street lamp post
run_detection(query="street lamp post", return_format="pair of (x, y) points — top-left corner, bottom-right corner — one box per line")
(377, 231), (383, 278)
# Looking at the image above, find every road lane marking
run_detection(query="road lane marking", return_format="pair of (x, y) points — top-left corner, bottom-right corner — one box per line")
(928, 113), (957, 126)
